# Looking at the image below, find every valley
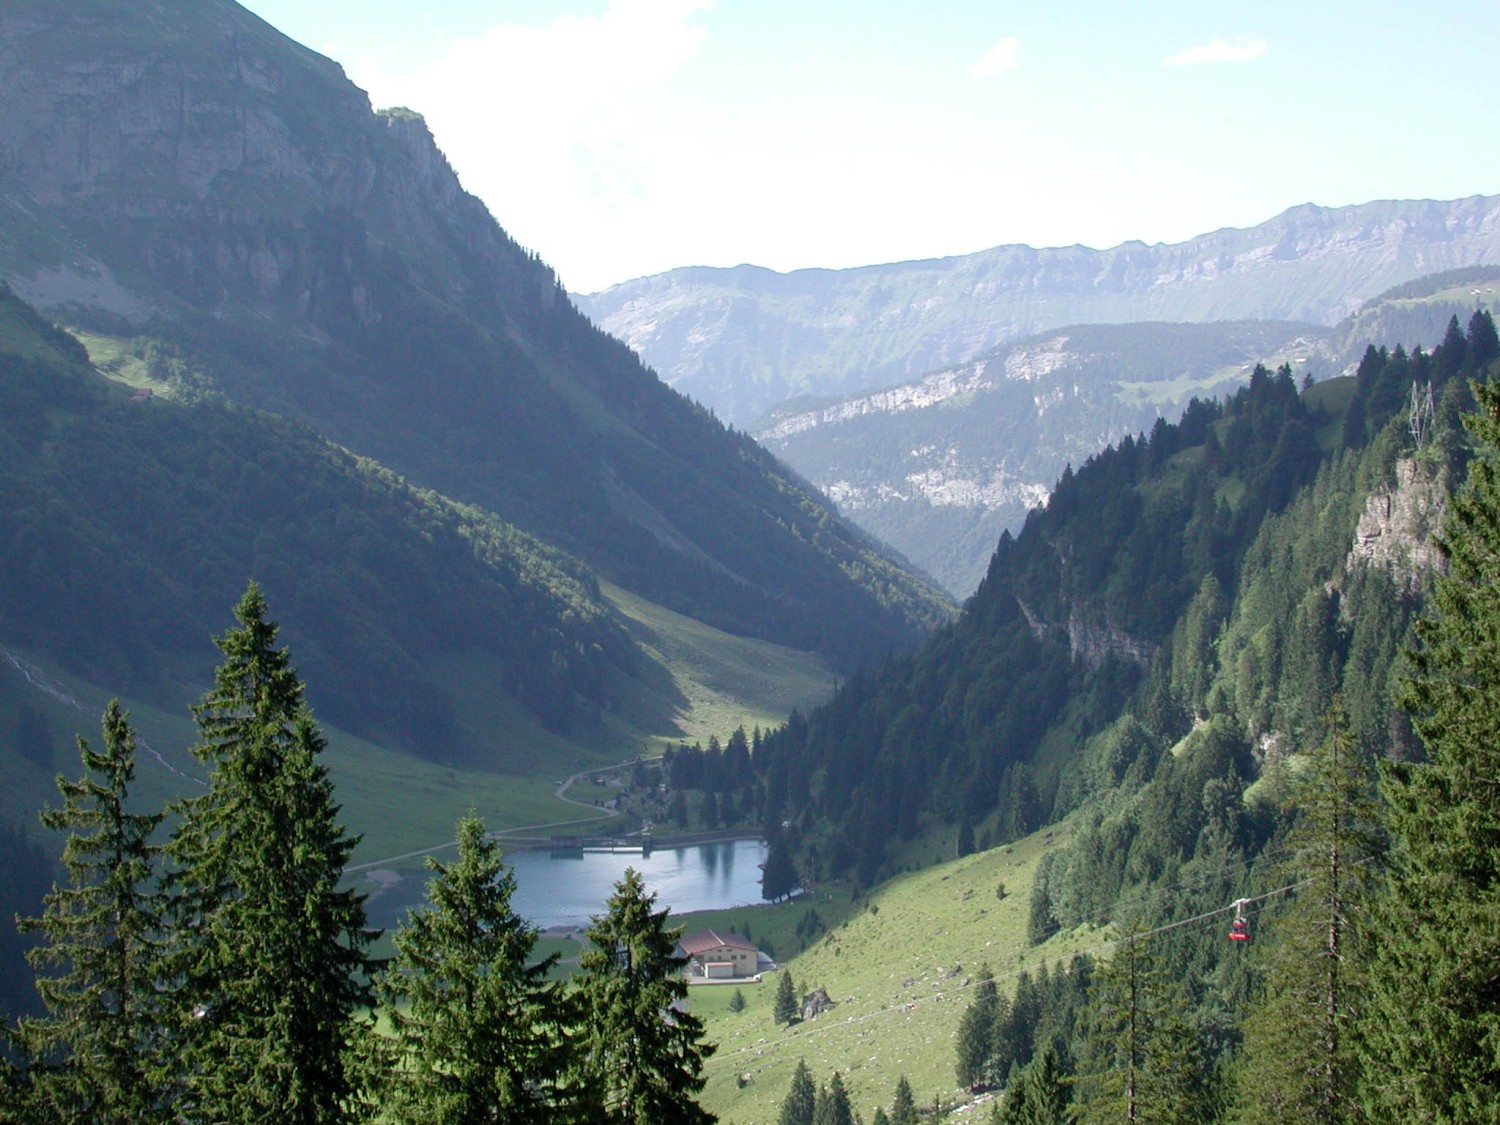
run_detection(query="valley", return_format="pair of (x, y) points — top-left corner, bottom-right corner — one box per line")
(3, 1), (1500, 1122)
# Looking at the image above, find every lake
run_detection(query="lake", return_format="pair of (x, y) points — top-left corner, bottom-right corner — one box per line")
(364, 837), (769, 933)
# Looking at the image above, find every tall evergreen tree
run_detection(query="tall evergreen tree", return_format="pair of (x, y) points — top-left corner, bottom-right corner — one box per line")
(762, 826), (799, 903)
(774, 968), (799, 1026)
(1074, 931), (1204, 1125)
(573, 868), (715, 1124)
(15, 702), (168, 1124)
(956, 967), (999, 1087)
(777, 1059), (816, 1125)
(1233, 700), (1380, 1125)
(377, 815), (568, 1123)
(997, 1043), (1072, 1125)
(812, 1071), (854, 1125)
(890, 1073), (918, 1125)
(1359, 377), (1500, 1120)
(164, 584), (377, 1123)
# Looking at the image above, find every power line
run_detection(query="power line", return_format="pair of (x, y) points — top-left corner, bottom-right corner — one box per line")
(702, 882), (1302, 1073)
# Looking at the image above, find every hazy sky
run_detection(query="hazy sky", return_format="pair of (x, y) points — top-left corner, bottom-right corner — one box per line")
(238, 1), (1500, 293)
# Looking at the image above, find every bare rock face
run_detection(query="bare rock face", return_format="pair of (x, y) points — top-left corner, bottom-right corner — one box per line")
(1348, 458), (1448, 587)
(1066, 615), (1154, 670)
(0, 0), (557, 333)
(799, 987), (835, 1022)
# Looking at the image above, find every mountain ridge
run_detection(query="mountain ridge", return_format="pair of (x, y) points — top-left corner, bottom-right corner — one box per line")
(577, 195), (1500, 425)
(0, 0), (951, 688)
(755, 319), (1325, 594)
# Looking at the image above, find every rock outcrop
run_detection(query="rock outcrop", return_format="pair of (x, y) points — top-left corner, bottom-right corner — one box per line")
(1348, 457), (1448, 588)
(0, 0), (557, 335)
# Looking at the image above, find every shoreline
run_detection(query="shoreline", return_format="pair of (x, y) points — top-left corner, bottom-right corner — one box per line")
(488, 828), (765, 853)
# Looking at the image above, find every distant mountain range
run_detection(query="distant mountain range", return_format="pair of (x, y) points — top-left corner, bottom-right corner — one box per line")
(755, 319), (1323, 594)
(752, 270), (1500, 595)
(577, 196), (1500, 427)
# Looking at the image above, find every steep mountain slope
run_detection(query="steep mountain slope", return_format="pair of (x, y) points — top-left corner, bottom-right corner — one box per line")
(742, 311), (1496, 893)
(577, 196), (1500, 425)
(0, 0), (950, 682)
(1319, 263), (1500, 363)
(756, 320), (1323, 595)
(752, 271), (1500, 597)
(0, 283), (634, 755)
(649, 313), (1499, 1122)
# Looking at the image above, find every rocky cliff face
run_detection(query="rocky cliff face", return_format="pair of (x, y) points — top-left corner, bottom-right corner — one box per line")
(755, 320), (1321, 596)
(578, 196), (1500, 427)
(1348, 457), (1448, 587)
(0, 0), (557, 336)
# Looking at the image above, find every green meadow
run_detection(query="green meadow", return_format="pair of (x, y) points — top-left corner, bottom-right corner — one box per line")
(683, 817), (1106, 1124)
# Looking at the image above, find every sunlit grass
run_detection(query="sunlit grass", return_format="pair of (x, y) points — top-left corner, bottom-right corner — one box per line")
(692, 820), (1095, 1124)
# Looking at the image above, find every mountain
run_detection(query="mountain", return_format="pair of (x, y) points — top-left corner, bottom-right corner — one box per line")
(756, 319), (1324, 595)
(744, 310), (1497, 893)
(0, 0), (950, 718)
(0, 283), (638, 755)
(642, 311), (1500, 1121)
(576, 196), (1500, 426)
(755, 270), (1500, 598)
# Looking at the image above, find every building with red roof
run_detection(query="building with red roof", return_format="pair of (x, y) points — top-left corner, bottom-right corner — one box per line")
(675, 929), (761, 980)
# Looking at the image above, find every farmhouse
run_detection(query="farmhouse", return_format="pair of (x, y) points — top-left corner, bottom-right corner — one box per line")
(676, 930), (760, 980)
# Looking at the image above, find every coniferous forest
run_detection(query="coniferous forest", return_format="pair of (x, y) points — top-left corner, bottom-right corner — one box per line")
(2, 7), (1500, 1120)
(6, 305), (1499, 1121)
(2, 586), (716, 1123)
(672, 313), (1500, 1123)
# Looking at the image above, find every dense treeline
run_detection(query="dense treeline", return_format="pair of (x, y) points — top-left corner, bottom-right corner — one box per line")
(761, 311), (1500, 1120)
(751, 312), (1497, 895)
(764, 318), (1322, 595)
(1, 588), (717, 1123)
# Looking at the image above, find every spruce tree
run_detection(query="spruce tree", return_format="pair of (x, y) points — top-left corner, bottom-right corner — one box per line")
(762, 827), (799, 902)
(956, 966), (998, 1087)
(812, 1071), (853, 1125)
(573, 867), (715, 1124)
(15, 702), (169, 1124)
(1073, 930), (1204, 1125)
(164, 584), (376, 1123)
(377, 815), (567, 1122)
(1359, 377), (1500, 1120)
(890, 1073), (918, 1125)
(774, 967), (799, 1026)
(998, 1043), (1072, 1125)
(1233, 700), (1379, 1125)
(777, 1059), (816, 1125)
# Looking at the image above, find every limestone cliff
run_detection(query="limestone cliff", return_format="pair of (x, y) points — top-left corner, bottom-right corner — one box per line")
(1347, 457), (1448, 588)
(0, 0), (557, 335)
(579, 197), (1500, 428)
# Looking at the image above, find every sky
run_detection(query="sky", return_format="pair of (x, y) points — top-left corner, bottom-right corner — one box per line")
(237, 0), (1500, 294)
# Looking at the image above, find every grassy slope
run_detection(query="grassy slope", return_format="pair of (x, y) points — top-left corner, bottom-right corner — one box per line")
(683, 818), (1104, 1124)
(1, 568), (836, 869)
(601, 582), (837, 749)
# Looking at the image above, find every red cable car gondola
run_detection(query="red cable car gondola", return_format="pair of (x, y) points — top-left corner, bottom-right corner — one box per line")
(1228, 898), (1251, 942)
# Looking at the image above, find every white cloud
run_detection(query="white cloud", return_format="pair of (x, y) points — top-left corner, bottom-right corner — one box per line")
(969, 36), (1020, 78)
(345, 1), (712, 289)
(1167, 36), (1267, 66)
